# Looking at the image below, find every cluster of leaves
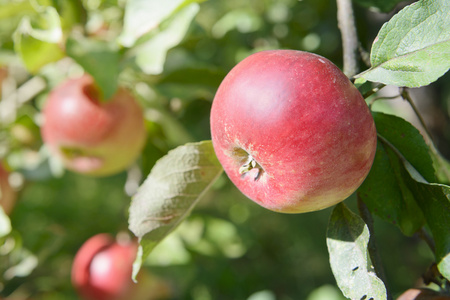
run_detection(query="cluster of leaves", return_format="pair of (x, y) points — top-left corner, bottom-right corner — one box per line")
(0, 0), (449, 299)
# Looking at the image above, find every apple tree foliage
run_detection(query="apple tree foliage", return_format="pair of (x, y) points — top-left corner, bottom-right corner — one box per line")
(0, 0), (449, 299)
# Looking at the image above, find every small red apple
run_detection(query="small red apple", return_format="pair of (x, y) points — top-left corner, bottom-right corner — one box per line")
(0, 163), (17, 215)
(397, 288), (450, 300)
(71, 233), (138, 300)
(41, 75), (147, 176)
(210, 50), (377, 213)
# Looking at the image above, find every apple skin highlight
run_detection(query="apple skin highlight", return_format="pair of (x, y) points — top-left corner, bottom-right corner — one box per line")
(210, 50), (377, 213)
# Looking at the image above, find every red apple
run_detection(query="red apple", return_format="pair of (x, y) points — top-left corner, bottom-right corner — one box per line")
(0, 163), (17, 215)
(41, 75), (147, 176)
(71, 233), (138, 300)
(210, 50), (377, 213)
(397, 288), (450, 300)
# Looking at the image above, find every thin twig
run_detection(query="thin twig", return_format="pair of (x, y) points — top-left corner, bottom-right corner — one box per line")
(362, 83), (386, 99)
(401, 89), (434, 140)
(336, 0), (359, 78)
(359, 43), (371, 67)
(357, 196), (392, 300)
(0, 76), (46, 125)
(417, 228), (436, 253)
(369, 94), (401, 108)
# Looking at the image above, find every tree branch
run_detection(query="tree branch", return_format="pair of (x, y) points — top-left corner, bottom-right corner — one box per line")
(336, 0), (359, 78)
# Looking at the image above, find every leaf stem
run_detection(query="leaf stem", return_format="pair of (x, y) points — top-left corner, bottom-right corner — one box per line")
(369, 94), (400, 108)
(357, 196), (392, 300)
(358, 43), (371, 67)
(0, 76), (46, 125)
(362, 83), (386, 99)
(417, 228), (436, 253)
(336, 0), (359, 78)
(401, 89), (433, 140)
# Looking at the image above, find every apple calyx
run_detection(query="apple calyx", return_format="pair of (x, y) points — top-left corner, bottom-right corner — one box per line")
(238, 155), (264, 181)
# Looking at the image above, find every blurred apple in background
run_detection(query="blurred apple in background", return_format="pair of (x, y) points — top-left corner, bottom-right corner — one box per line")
(41, 74), (147, 176)
(72, 233), (172, 300)
(71, 233), (137, 300)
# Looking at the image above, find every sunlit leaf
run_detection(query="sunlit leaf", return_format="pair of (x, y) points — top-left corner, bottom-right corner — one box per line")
(356, 0), (450, 87)
(128, 141), (223, 280)
(327, 203), (387, 300)
(13, 6), (64, 73)
(0, 1), (33, 20)
(211, 9), (262, 38)
(0, 206), (11, 238)
(247, 290), (276, 300)
(4, 248), (38, 280)
(119, 0), (204, 47)
(132, 3), (199, 75)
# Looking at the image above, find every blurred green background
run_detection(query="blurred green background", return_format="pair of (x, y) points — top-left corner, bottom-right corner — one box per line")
(1, 0), (448, 299)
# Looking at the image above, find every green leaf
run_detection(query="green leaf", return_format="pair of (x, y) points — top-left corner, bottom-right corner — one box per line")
(56, 0), (86, 31)
(356, 0), (450, 87)
(128, 141), (223, 280)
(327, 203), (387, 300)
(211, 9), (263, 38)
(358, 112), (433, 235)
(352, 0), (406, 13)
(358, 142), (425, 236)
(119, 0), (204, 47)
(66, 36), (120, 100)
(368, 128), (450, 281)
(0, 1), (33, 20)
(13, 6), (64, 73)
(430, 150), (450, 184)
(397, 159), (450, 281)
(131, 3), (199, 75)
(372, 112), (436, 183)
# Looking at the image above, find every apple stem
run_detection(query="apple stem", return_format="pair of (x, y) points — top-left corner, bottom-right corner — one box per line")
(239, 156), (263, 180)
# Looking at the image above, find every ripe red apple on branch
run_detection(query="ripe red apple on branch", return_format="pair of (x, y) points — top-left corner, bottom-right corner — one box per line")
(210, 50), (377, 213)
(41, 75), (147, 176)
